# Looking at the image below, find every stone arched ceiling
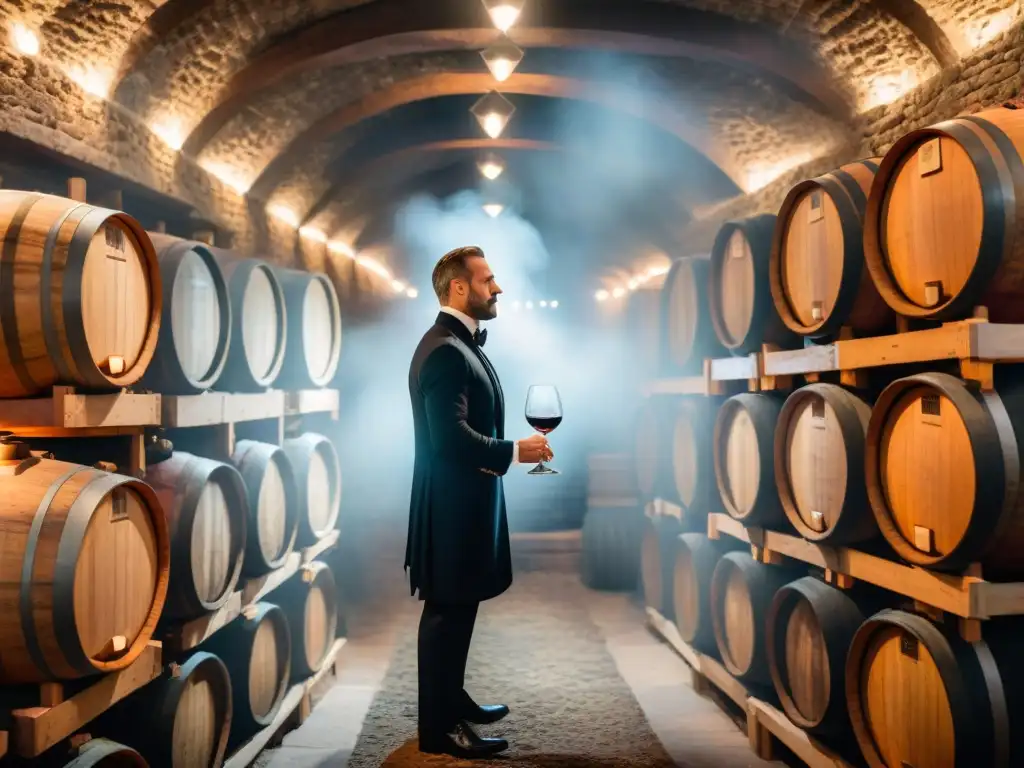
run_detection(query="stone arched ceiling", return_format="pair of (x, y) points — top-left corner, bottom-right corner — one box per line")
(3, 0), (1020, 254)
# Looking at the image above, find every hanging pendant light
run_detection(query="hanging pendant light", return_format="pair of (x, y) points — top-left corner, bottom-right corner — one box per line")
(477, 152), (505, 180)
(481, 0), (525, 33)
(480, 35), (524, 82)
(471, 91), (516, 138)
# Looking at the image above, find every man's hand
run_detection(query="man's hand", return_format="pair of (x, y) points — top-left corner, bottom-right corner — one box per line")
(517, 434), (553, 464)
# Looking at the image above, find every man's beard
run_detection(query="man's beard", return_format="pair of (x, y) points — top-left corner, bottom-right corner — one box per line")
(468, 296), (498, 321)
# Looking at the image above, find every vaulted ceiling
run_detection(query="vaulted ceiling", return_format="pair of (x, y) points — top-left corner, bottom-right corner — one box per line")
(4, 0), (1020, 289)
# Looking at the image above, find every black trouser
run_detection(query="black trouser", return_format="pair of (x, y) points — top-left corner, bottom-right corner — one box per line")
(418, 599), (480, 737)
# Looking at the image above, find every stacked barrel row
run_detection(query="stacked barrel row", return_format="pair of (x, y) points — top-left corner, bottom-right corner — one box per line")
(0, 189), (347, 766)
(0, 191), (342, 398)
(636, 104), (1024, 768)
(661, 105), (1024, 377)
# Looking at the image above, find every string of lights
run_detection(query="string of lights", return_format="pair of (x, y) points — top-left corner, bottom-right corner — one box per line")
(5, 19), (416, 300)
(594, 265), (669, 302)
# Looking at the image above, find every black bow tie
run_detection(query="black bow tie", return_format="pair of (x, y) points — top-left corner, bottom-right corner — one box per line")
(473, 327), (487, 347)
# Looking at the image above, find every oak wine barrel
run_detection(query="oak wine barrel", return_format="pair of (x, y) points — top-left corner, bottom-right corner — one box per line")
(232, 440), (299, 576)
(710, 551), (802, 686)
(634, 396), (675, 502)
(0, 453), (169, 684)
(672, 533), (741, 654)
(208, 250), (287, 391)
(267, 561), (339, 680)
(580, 505), (644, 591)
(145, 452), (248, 622)
(641, 513), (683, 618)
(767, 576), (867, 739)
(770, 158), (892, 338)
(97, 650), (232, 768)
(708, 214), (799, 355)
(660, 256), (724, 374)
(846, 609), (1024, 768)
(865, 370), (1024, 576)
(272, 267), (342, 389)
(713, 393), (787, 528)
(625, 284), (664, 381)
(670, 396), (722, 519)
(141, 234), (232, 395)
(198, 601), (291, 750)
(64, 739), (147, 767)
(775, 383), (878, 544)
(864, 106), (1024, 322)
(282, 433), (341, 546)
(586, 453), (638, 504)
(0, 191), (162, 397)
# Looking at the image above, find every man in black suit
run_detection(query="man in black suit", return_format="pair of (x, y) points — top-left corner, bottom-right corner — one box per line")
(406, 245), (553, 758)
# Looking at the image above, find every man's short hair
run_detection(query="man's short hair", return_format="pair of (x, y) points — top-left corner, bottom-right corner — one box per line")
(432, 245), (484, 302)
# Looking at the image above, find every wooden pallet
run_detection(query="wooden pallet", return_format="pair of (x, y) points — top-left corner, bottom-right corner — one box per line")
(160, 530), (341, 655)
(643, 349), (795, 399)
(224, 637), (347, 768)
(5, 642), (162, 758)
(646, 607), (853, 768)
(284, 389), (339, 418)
(761, 315), (1022, 390)
(707, 513), (1024, 640)
(747, 698), (857, 768)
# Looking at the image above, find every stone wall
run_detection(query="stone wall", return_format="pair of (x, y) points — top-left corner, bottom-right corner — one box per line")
(677, 19), (1024, 251)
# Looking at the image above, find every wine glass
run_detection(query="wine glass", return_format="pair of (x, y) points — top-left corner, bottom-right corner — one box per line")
(525, 384), (562, 475)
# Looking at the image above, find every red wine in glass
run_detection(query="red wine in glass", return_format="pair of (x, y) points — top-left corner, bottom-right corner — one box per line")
(525, 384), (561, 475)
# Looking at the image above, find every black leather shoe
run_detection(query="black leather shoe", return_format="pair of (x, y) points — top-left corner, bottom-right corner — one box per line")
(420, 721), (509, 758)
(463, 702), (510, 724)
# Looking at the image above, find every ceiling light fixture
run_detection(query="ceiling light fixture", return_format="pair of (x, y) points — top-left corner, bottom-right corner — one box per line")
(480, 36), (524, 82)
(483, 203), (504, 218)
(406, 287), (419, 298)
(10, 22), (39, 56)
(481, 0), (525, 32)
(471, 91), (515, 139)
(595, 289), (609, 302)
(477, 153), (505, 180)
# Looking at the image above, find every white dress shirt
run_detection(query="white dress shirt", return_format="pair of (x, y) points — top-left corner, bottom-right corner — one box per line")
(439, 306), (519, 465)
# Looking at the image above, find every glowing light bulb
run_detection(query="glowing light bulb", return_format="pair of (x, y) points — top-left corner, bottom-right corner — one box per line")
(550, 300), (559, 309)
(268, 204), (300, 227)
(525, 300), (534, 310)
(483, 112), (505, 138)
(10, 22), (39, 56)
(67, 64), (113, 99)
(392, 279), (406, 293)
(595, 290), (609, 302)
(612, 287), (625, 298)
(151, 117), (186, 151)
(478, 160), (504, 180)
(299, 226), (327, 243)
(512, 300), (521, 310)
(406, 287), (419, 298)
(483, 203), (504, 218)
(627, 279), (639, 290)
(539, 300), (548, 308)
(487, 4), (521, 32)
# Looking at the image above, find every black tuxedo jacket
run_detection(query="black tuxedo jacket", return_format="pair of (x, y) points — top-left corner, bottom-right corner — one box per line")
(405, 311), (514, 604)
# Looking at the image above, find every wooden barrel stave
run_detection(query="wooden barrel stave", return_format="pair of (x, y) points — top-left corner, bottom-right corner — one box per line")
(865, 370), (1024, 576)
(282, 433), (341, 547)
(208, 250), (287, 392)
(708, 213), (799, 356)
(95, 650), (232, 768)
(672, 533), (742, 654)
(767, 576), (866, 739)
(267, 561), (339, 680)
(142, 234), (232, 395)
(670, 396), (723, 521)
(197, 601), (291, 750)
(145, 452), (248, 621)
(864, 106), (1024, 322)
(714, 392), (787, 528)
(272, 267), (342, 389)
(641, 514), (683, 618)
(846, 609), (1024, 768)
(710, 551), (801, 686)
(0, 456), (170, 684)
(770, 158), (892, 338)
(0, 191), (162, 397)
(232, 440), (299, 576)
(63, 739), (148, 767)
(775, 383), (878, 544)
(660, 256), (724, 374)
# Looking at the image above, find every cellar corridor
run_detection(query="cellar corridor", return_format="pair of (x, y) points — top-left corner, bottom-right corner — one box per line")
(258, 529), (771, 768)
